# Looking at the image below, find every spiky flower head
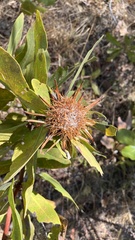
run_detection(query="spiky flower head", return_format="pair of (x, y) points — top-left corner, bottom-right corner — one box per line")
(27, 84), (103, 174)
(44, 85), (100, 150)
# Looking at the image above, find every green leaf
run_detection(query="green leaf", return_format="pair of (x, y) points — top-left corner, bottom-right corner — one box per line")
(8, 181), (23, 240)
(0, 47), (46, 113)
(0, 213), (6, 223)
(0, 160), (11, 175)
(34, 49), (48, 84)
(91, 81), (101, 96)
(68, 35), (104, 92)
(107, 48), (121, 61)
(106, 33), (121, 47)
(91, 68), (101, 80)
(0, 200), (8, 215)
(0, 133), (11, 144)
(21, 1), (45, 15)
(23, 214), (35, 240)
(127, 51), (135, 63)
(71, 139), (103, 175)
(18, 25), (35, 70)
(0, 89), (14, 109)
(0, 183), (11, 191)
(116, 129), (135, 145)
(40, 172), (78, 208)
(28, 192), (61, 224)
(105, 125), (117, 136)
(22, 156), (36, 217)
(3, 127), (48, 183)
(34, 10), (48, 52)
(37, 147), (71, 168)
(32, 78), (50, 104)
(0, 143), (10, 157)
(121, 145), (135, 160)
(0, 113), (26, 133)
(0, 190), (9, 215)
(7, 13), (24, 55)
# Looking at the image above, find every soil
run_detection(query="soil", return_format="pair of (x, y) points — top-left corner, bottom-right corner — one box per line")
(0, 0), (135, 240)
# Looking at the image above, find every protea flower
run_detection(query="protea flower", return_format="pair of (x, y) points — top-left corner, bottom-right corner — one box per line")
(45, 85), (100, 146)
(27, 85), (103, 174)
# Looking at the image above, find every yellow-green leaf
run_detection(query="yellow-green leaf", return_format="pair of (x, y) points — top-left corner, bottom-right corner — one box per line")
(0, 47), (46, 113)
(40, 172), (78, 208)
(22, 156), (36, 217)
(37, 147), (71, 169)
(3, 127), (48, 183)
(121, 145), (135, 160)
(8, 181), (23, 240)
(34, 49), (48, 84)
(28, 192), (61, 224)
(105, 125), (117, 136)
(71, 139), (103, 175)
(32, 78), (50, 104)
(0, 89), (14, 110)
(7, 13), (24, 55)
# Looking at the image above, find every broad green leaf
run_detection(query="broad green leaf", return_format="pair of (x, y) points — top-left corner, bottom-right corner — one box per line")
(22, 156), (36, 217)
(34, 49), (48, 84)
(0, 113), (26, 133)
(28, 192), (61, 224)
(0, 113), (26, 144)
(0, 142), (10, 156)
(0, 89), (14, 109)
(34, 11), (48, 52)
(0, 183), (11, 191)
(33, 11), (49, 84)
(37, 147), (71, 168)
(32, 79), (50, 104)
(71, 139), (103, 175)
(18, 25), (35, 70)
(7, 13), (24, 55)
(0, 190), (9, 215)
(23, 214), (35, 240)
(40, 172), (78, 208)
(0, 125), (30, 156)
(0, 133), (11, 144)
(0, 47), (46, 113)
(0, 160), (11, 175)
(4, 127), (48, 183)
(8, 181), (23, 240)
(79, 138), (105, 157)
(121, 145), (135, 160)
(15, 43), (27, 66)
(116, 129), (135, 145)
(105, 125), (117, 136)
(68, 35), (104, 92)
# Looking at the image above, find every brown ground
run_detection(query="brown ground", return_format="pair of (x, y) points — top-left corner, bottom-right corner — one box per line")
(0, 0), (135, 239)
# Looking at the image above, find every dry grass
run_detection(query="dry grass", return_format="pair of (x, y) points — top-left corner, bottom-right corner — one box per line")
(42, 0), (135, 68)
